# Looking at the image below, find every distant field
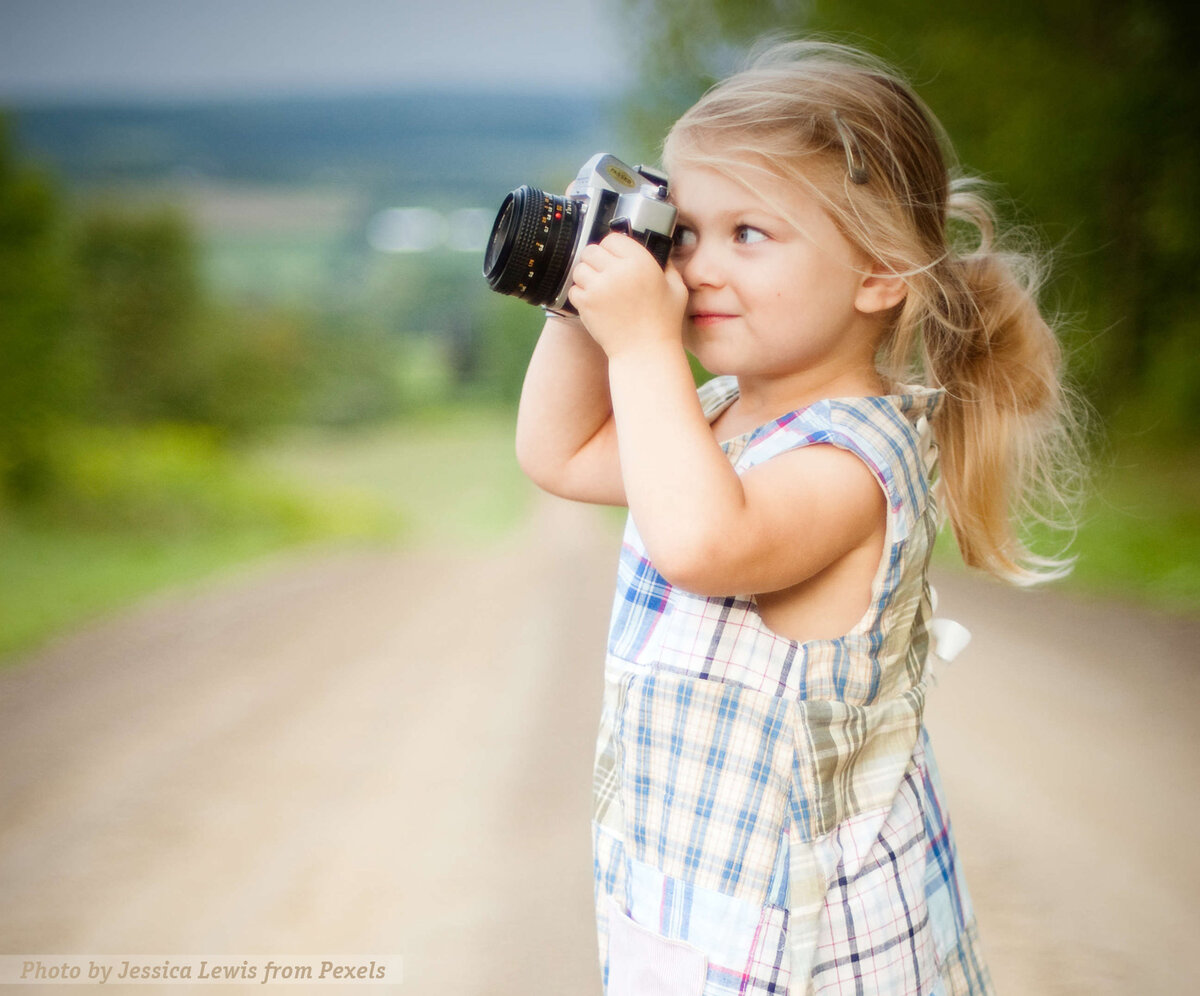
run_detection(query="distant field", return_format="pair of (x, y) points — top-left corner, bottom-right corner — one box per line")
(174, 181), (361, 234)
(202, 227), (348, 302)
(10, 90), (618, 200)
(149, 180), (494, 308)
(253, 406), (534, 549)
(11, 88), (618, 309)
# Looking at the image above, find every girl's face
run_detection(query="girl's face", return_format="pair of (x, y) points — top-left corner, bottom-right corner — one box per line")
(669, 162), (890, 388)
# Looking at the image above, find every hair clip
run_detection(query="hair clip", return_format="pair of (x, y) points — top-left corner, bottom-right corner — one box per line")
(832, 111), (869, 185)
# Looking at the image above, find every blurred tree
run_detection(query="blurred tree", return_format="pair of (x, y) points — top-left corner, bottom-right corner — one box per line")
(290, 310), (411, 426)
(187, 303), (316, 434)
(617, 0), (1200, 437)
(476, 295), (544, 404)
(0, 118), (84, 502)
(367, 251), (494, 389)
(72, 207), (398, 435)
(75, 207), (205, 423)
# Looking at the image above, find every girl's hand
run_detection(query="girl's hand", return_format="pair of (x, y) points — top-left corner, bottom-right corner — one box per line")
(567, 232), (688, 359)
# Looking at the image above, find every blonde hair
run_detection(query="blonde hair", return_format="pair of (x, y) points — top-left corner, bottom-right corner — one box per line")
(664, 39), (1083, 585)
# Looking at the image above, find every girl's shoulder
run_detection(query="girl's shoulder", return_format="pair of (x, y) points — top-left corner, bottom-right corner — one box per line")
(699, 377), (943, 542)
(697, 375), (942, 444)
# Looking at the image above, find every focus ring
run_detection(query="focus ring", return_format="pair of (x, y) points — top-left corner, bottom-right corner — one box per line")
(506, 187), (548, 298)
(530, 196), (578, 306)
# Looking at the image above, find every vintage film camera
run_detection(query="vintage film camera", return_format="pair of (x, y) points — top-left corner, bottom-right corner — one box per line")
(483, 153), (677, 315)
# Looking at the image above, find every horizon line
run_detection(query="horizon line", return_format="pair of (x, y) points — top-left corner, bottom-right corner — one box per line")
(0, 80), (622, 111)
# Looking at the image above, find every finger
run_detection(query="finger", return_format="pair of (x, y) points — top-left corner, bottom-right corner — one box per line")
(598, 231), (642, 256)
(568, 256), (596, 284)
(576, 242), (612, 268)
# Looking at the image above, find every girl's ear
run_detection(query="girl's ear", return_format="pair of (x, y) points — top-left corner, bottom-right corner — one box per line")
(855, 265), (908, 314)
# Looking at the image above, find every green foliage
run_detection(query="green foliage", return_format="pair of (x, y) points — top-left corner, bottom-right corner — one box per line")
(69, 206), (413, 435)
(257, 407), (534, 550)
(0, 119), (84, 498)
(37, 422), (389, 536)
(0, 112), (417, 606)
(0, 423), (400, 662)
(0, 128), (424, 510)
(616, 0), (1200, 439)
(473, 295), (545, 405)
(74, 206), (205, 422)
(0, 107), (538, 659)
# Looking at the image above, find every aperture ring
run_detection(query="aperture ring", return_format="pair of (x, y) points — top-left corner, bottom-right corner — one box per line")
(530, 196), (578, 306)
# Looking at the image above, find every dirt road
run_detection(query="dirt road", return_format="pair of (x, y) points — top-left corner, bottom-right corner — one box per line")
(1, 496), (1197, 994)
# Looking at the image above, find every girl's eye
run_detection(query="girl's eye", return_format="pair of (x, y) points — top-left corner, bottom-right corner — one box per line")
(672, 227), (697, 250)
(735, 226), (768, 245)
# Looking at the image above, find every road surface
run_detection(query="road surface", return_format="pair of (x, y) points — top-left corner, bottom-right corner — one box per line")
(1, 497), (1196, 994)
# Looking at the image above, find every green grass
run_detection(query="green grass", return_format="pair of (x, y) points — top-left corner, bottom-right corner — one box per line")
(213, 412), (1200, 617)
(0, 422), (402, 663)
(253, 405), (534, 549)
(0, 408), (534, 664)
(0, 520), (316, 660)
(935, 435), (1200, 615)
(1056, 438), (1200, 612)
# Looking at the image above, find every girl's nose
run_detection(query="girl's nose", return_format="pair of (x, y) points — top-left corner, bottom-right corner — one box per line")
(678, 241), (724, 289)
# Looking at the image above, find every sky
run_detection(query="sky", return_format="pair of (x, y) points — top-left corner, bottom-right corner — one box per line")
(0, 0), (630, 101)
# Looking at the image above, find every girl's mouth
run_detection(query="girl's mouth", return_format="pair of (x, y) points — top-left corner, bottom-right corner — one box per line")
(689, 312), (736, 327)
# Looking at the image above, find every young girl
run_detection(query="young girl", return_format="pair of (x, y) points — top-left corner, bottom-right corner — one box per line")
(516, 39), (1075, 996)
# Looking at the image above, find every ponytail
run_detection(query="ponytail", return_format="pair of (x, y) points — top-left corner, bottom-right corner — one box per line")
(884, 186), (1083, 584)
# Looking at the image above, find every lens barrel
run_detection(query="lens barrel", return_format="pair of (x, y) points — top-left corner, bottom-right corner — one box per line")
(483, 185), (581, 308)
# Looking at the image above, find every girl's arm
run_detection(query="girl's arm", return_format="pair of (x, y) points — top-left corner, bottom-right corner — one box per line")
(605, 334), (883, 596)
(570, 234), (885, 596)
(514, 313), (626, 505)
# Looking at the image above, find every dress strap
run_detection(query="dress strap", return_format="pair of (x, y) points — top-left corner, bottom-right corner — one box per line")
(697, 375), (739, 422)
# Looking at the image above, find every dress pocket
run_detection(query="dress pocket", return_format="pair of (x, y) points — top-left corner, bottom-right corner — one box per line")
(606, 897), (707, 996)
(617, 670), (792, 905)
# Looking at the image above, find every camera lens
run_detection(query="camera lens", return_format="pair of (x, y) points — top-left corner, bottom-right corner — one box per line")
(483, 185), (581, 308)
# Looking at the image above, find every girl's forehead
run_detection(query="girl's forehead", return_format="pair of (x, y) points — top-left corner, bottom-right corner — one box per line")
(669, 162), (819, 220)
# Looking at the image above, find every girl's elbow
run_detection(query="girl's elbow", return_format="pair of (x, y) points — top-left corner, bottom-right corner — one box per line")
(515, 439), (597, 501)
(515, 439), (565, 494)
(651, 532), (734, 596)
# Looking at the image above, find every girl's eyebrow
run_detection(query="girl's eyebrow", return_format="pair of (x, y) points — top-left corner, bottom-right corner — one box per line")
(672, 204), (781, 226)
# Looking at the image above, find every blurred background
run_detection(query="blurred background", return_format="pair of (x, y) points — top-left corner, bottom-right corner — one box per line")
(0, 0), (1197, 657)
(0, 1), (1197, 994)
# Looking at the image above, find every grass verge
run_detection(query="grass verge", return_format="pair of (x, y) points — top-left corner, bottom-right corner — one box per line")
(0, 422), (402, 663)
(935, 434), (1200, 615)
(251, 405), (534, 550)
(1054, 436), (1200, 613)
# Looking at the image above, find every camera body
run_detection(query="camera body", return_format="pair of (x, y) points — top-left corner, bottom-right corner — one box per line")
(483, 153), (678, 314)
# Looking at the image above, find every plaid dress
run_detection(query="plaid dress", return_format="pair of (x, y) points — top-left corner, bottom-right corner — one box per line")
(591, 376), (993, 996)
